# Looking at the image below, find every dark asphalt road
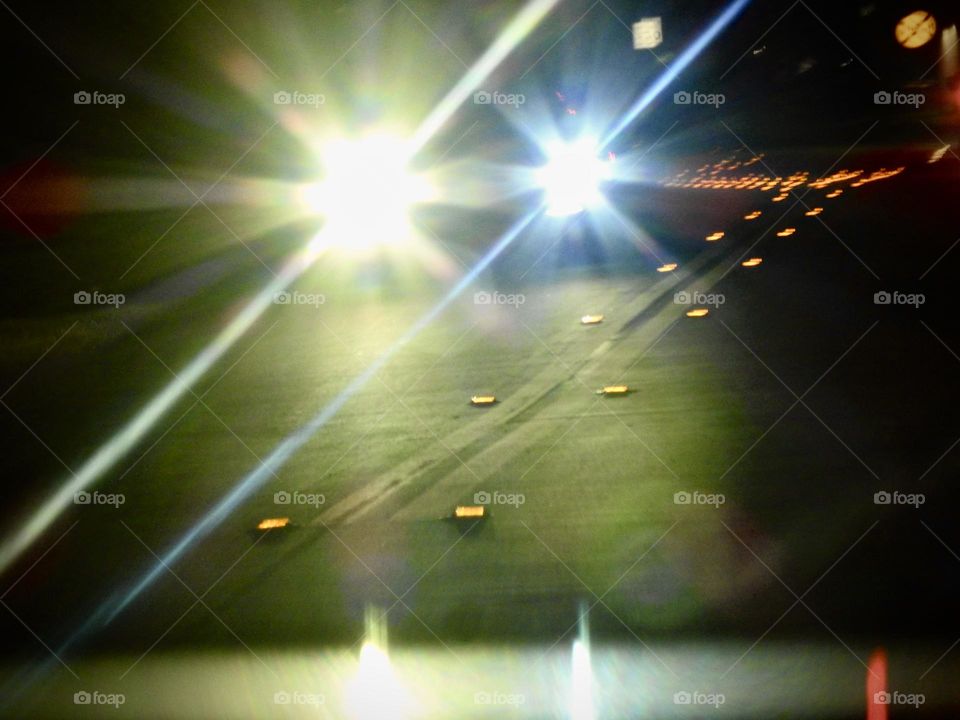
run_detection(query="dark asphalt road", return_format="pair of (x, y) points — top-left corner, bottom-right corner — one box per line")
(2, 144), (960, 717)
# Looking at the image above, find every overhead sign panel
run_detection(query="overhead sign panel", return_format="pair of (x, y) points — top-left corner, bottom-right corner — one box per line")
(633, 17), (663, 49)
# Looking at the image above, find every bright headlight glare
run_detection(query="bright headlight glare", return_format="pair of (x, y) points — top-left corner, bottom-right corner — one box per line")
(536, 138), (611, 217)
(301, 134), (433, 251)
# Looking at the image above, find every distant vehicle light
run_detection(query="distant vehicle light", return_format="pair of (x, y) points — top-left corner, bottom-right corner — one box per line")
(744, 211), (762, 220)
(929, 145), (950, 164)
(849, 167), (905, 187)
(741, 257), (763, 267)
(257, 518), (291, 530)
(772, 193), (788, 202)
(656, 263), (678, 272)
(808, 170), (861, 189)
(580, 314), (604, 325)
(804, 207), (823, 216)
(686, 308), (710, 318)
(705, 231), (725, 242)
(598, 385), (630, 395)
(471, 395), (497, 406)
(826, 189), (843, 198)
(895, 10), (936, 49)
(454, 505), (485, 518)
(776, 227), (796, 237)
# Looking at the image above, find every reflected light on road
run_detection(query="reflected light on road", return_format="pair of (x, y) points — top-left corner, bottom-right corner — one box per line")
(101, 209), (540, 623)
(346, 606), (411, 720)
(866, 648), (888, 720)
(571, 604), (594, 720)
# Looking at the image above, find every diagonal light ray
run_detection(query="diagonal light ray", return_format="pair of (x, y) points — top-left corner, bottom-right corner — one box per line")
(104, 208), (539, 622)
(409, 0), (563, 155)
(0, 246), (319, 577)
(0, 0), (560, 582)
(601, 0), (752, 150)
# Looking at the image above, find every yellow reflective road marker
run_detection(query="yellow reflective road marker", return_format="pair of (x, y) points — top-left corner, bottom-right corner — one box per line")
(686, 308), (710, 318)
(257, 518), (291, 530)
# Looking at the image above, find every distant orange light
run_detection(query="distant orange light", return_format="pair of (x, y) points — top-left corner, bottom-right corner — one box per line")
(804, 207), (823, 217)
(257, 518), (290, 530)
(686, 308), (710, 318)
(772, 193), (788, 202)
(744, 211), (762, 220)
(808, 170), (861, 189)
(851, 167), (905, 186)
(826, 189), (843, 198)
(656, 263), (678, 272)
(705, 231), (725, 242)
(741, 258), (763, 267)
(776, 227), (796, 237)
(895, 10), (937, 49)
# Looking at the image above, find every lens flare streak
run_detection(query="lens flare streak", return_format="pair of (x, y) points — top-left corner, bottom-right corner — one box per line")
(104, 209), (539, 621)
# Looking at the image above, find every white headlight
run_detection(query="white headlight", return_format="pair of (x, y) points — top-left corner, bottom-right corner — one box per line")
(536, 138), (611, 217)
(301, 134), (433, 251)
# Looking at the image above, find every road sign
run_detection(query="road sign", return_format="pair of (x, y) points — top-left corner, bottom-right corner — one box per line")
(633, 17), (663, 49)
